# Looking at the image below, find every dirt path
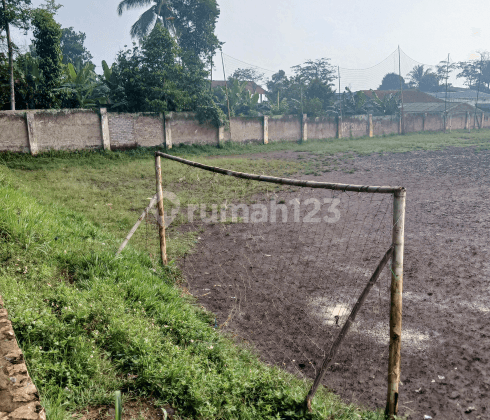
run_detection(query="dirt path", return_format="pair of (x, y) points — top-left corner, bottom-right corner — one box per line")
(180, 146), (490, 419)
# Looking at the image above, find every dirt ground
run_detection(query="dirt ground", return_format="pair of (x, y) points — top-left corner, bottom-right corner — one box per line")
(179, 145), (490, 420)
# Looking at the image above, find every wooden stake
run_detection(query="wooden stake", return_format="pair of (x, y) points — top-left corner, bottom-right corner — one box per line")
(306, 245), (395, 411)
(115, 194), (158, 256)
(385, 189), (406, 418)
(155, 155), (167, 265)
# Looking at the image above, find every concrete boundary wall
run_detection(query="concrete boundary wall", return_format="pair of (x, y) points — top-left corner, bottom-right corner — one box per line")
(0, 108), (488, 154)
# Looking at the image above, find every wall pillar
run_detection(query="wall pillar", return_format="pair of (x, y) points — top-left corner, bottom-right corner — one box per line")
(337, 116), (342, 139)
(99, 108), (111, 150)
(25, 112), (38, 155)
(301, 114), (307, 142)
(423, 113), (427, 131)
(164, 114), (172, 149)
(368, 114), (373, 137)
(449, 115), (452, 132)
(263, 115), (269, 144)
(465, 111), (469, 130)
(218, 125), (225, 146)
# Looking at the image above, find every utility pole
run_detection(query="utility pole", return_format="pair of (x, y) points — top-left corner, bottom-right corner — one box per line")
(444, 53), (450, 133)
(220, 50), (232, 140)
(338, 66), (342, 119)
(398, 46), (404, 134)
(474, 55), (483, 129)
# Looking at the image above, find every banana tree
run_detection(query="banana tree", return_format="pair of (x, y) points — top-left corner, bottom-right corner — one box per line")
(341, 88), (371, 115)
(369, 90), (400, 115)
(57, 61), (109, 108)
(214, 79), (260, 116)
(100, 59), (128, 111)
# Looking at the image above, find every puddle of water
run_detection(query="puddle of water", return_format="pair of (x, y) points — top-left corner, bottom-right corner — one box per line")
(309, 297), (431, 352)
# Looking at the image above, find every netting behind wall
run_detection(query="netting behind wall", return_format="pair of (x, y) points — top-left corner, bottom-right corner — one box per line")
(164, 159), (398, 408)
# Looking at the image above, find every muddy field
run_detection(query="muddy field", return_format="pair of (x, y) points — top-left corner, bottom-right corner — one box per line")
(179, 146), (490, 419)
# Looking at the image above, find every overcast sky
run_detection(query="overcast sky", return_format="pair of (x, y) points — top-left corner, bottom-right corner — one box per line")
(13, 0), (490, 90)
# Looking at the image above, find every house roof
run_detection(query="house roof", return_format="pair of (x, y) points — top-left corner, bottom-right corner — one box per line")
(211, 80), (267, 95)
(359, 90), (445, 103)
(402, 102), (478, 113)
(427, 90), (490, 101)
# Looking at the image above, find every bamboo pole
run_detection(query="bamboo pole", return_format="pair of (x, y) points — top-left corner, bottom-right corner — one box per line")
(398, 46), (404, 135)
(385, 189), (406, 418)
(221, 50), (232, 142)
(305, 245), (395, 411)
(115, 194), (158, 256)
(155, 155), (167, 265)
(155, 152), (403, 194)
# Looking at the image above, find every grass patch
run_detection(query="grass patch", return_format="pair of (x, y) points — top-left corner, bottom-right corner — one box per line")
(0, 151), (301, 260)
(166, 129), (490, 157)
(0, 164), (388, 419)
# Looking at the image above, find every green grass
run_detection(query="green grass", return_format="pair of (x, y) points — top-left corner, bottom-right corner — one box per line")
(0, 161), (390, 419)
(166, 128), (490, 157)
(0, 149), (302, 259)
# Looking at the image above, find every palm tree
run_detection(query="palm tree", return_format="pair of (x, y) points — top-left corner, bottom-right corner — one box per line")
(408, 65), (436, 89)
(117, 0), (175, 39)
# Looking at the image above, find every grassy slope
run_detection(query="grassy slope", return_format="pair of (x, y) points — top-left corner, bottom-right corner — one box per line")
(0, 163), (384, 419)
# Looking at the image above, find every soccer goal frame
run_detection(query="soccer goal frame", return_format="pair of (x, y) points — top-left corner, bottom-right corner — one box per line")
(154, 151), (406, 418)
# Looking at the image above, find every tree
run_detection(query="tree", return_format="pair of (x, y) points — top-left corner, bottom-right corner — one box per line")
(31, 7), (63, 108)
(435, 58), (457, 89)
(369, 90), (400, 115)
(291, 58), (335, 86)
(266, 69), (289, 106)
(265, 59), (336, 117)
(0, 0), (32, 109)
(13, 50), (40, 108)
(213, 78), (261, 116)
(407, 65), (440, 92)
(340, 88), (370, 115)
(57, 61), (108, 108)
(229, 67), (264, 92)
(290, 58), (336, 115)
(378, 73), (407, 90)
(117, 0), (220, 59)
(108, 22), (223, 126)
(456, 60), (479, 89)
(60, 27), (93, 66)
(304, 77), (334, 112)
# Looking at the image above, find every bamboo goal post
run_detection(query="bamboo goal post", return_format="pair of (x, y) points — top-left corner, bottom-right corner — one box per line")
(304, 188), (406, 418)
(153, 151), (407, 415)
(385, 188), (406, 418)
(155, 155), (168, 265)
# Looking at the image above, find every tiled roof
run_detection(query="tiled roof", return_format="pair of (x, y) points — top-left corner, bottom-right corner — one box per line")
(427, 91), (490, 101)
(402, 102), (478, 113)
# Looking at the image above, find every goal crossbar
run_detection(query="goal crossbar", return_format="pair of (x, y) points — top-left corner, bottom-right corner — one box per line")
(155, 152), (404, 194)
